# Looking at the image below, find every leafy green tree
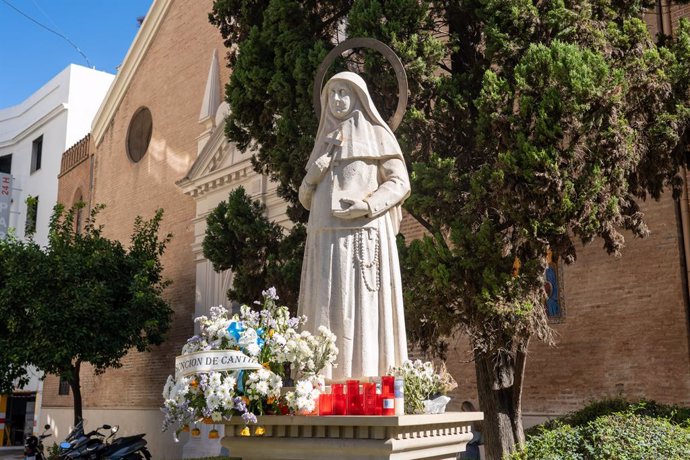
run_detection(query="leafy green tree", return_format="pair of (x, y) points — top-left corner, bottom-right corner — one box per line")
(202, 186), (304, 307)
(210, 1), (690, 456)
(0, 230), (41, 394)
(0, 204), (173, 424)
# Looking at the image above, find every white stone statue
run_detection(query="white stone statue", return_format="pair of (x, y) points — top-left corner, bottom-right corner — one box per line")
(298, 71), (410, 380)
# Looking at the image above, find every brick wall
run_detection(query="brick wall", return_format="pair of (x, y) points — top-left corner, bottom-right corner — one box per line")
(670, 2), (690, 32)
(439, 193), (690, 416)
(44, 0), (230, 409)
(645, 1), (689, 38)
(57, 134), (92, 208)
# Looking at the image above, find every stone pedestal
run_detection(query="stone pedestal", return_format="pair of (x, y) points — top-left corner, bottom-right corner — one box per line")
(222, 412), (483, 460)
(182, 423), (226, 459)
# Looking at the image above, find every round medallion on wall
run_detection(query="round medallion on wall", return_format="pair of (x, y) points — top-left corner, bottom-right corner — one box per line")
(126, 107), (153, 163)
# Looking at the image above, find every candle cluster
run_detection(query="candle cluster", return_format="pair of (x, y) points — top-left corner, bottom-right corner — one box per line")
(316, 376), (404, 416)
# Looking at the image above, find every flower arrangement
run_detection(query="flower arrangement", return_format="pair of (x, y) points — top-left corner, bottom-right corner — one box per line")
(388, 360), (458, 415)
(161, 288), (338, 433)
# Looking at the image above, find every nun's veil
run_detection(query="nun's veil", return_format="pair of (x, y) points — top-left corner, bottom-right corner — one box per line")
(307, 72), (397, 170)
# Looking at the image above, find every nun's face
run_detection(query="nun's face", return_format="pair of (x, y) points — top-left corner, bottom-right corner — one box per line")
(328, 82), (353, 119)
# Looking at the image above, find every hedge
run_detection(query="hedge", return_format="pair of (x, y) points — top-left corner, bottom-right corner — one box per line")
(511, 399), (690, 460)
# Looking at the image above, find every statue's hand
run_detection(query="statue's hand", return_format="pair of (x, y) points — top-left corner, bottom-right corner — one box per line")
(333, 199), (369, 219)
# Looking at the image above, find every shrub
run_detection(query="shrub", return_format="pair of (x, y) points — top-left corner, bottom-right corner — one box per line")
(562, 398), (690, 428)
(511, 399), (690, 460)
(510, 423), (583, 460)
(526, 397), (690, 436)
(584, 413), (690, 459)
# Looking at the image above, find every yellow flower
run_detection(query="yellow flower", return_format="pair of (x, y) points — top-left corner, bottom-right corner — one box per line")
(268, 329), (275, 337)
(240, 426), (250, 437)
(267, 396), (275, 405)
(255, 426), (266, 436)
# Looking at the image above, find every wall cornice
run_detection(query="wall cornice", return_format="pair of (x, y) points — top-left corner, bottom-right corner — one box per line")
(0, 85), (60, 126)
(0, 103), (68, 148)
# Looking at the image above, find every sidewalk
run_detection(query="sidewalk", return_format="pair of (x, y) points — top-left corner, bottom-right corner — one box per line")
(0, 447), (23, 460)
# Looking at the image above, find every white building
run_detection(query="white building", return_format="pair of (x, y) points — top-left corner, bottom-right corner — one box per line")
(0, 64), (113, 447)
(0, 64), (114, 247)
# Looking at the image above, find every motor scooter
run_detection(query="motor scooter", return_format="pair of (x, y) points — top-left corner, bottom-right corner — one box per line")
(58, 421), (151, 460)
(59, 420), (121, 460)
(92, 425), (151, 460)
(24, 424), (52, 460)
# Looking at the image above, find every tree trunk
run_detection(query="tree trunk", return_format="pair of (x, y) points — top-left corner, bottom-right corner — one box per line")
(474, 340), (528, 459)
(68, 360), (82, 426)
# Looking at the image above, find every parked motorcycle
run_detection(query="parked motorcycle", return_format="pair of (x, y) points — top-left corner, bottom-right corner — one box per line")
(58, 420), (151, 460)
(95, 426), (151, 460)
(59, 419), (100, 459)
(24, 424), (52, 460)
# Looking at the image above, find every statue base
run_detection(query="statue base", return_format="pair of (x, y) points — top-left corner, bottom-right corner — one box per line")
(222, 412), (483, 460)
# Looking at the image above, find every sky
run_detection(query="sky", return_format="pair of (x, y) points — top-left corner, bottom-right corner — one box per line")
(0, 0), (154, 108)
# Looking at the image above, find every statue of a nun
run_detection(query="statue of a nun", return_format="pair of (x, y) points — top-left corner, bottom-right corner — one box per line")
(298, 71), (410, 380)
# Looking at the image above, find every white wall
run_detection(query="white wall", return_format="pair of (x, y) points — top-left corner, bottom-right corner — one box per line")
(41, 407), (185, 460)
(0, 64), (114, 247)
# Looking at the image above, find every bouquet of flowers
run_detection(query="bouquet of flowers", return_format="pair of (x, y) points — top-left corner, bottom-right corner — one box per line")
(161, 288), (338, 433)
(388, 360), (458, 415)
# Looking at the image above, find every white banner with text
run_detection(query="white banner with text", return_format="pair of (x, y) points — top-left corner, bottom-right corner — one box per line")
(175, 349), (263, 377)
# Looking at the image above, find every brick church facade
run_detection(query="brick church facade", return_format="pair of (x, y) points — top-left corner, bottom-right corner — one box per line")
(43, 1), (230, 457)
(48, 1), (690, 457)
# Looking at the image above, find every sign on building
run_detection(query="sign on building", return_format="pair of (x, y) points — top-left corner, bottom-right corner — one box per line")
(0, 172), (12, 239)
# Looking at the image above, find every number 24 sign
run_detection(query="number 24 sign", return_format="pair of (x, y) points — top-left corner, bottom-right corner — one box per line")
(1, 175), (10, 196)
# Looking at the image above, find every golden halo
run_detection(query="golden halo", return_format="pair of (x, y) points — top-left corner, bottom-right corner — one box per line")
(313, 37), (408, 132)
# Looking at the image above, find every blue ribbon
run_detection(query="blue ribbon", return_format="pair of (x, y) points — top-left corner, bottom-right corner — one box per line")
(237, 370), (245, 393)
(227, 321), (244, 341)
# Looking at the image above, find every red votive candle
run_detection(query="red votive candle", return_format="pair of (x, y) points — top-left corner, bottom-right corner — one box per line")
(362, 383), (376, 415)
(381, 376), (394, 395)
(347, 393), (363, 415)
(346, 379), (361, 415)
(373, 394), (382, 415)
(319, 393), (333, 416)
(332, 383), (344, 395)
(346, 379), (360, 395)
(333, 393), (346, 415)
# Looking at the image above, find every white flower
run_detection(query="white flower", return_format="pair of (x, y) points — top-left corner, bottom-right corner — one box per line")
(257, 367), (270, 379)
(245, 343), (261, 357)
(271, 333), (287, 347)
(206, 393), (221, 411)
(240, 328), (258, 347)
(162, 375), (174, 399)
(254, 380), (269, 396)
(209, 372), (222, 387)
(222, 375), (236, 390)
(296, 380), (313, 395)
(296, 396), (313, 412)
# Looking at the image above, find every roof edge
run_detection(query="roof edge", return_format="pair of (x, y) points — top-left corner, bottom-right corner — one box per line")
(91, 0), (174, 146)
